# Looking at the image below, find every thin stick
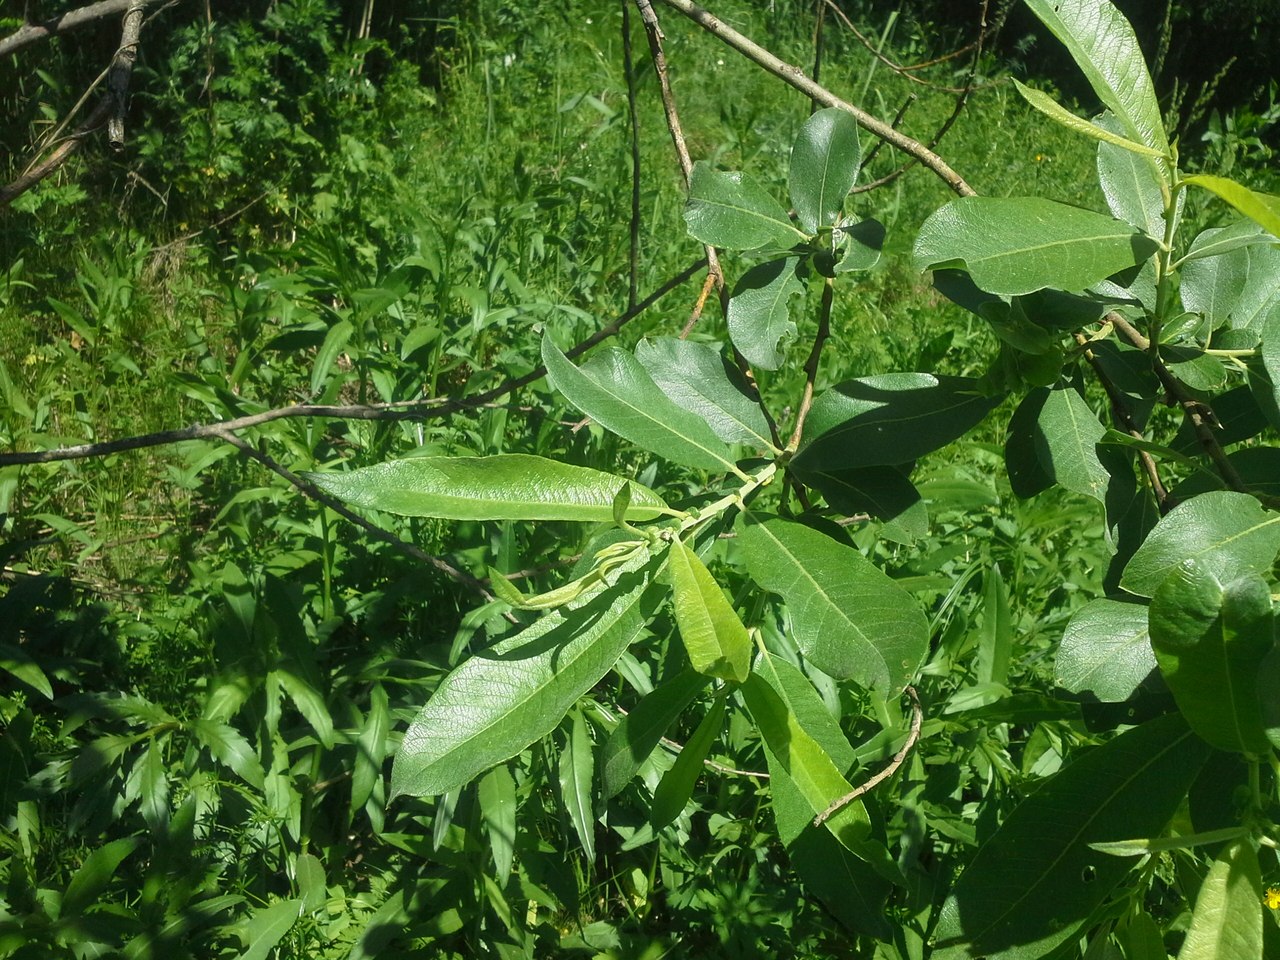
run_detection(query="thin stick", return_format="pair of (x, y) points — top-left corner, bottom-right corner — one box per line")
(622, 0), (642, 310)
(657, 0), (974, 198)
(0, 0), (170, 58)
(787, 276), (834, 451)
(0, 260), (706, 467)
(814, 685), (922, 827)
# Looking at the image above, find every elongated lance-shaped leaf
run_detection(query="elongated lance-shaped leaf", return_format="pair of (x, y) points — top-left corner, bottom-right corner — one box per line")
(390, 548), (666, 798)
(789, 107), (861, 235)
(479, 764), (516, 878)
(634, 337), (773, 449)
(1013, 80), (1164, 158)
(665, 540), (751, 683)
(541, 336), (738, 474)
(931, 713), (1212, 960)
(1178, 839), (1263, 960)
(914, 197), (1161, 296)
(1183, 174), (1280, 239)
(1055, 598), (1156, 702)
(600, 669), (710, 799)
(1120, 491), (1280, 597)
(1095, 111), (1169, 240)
(793, 373), (998, 472)
(306, 454), (673, 522)
(737, 514), (927, 694)
(684, 161), (808, 250)
(726, 256), (805, 371)
(650, 695), (725, 831)
(1149, 560), (1273, 755)
(1023, 0), (1170, 181)
(1035, 385), (1110, 503)
(558, 707), (596, 861)
(1179, 218), (1274, 264)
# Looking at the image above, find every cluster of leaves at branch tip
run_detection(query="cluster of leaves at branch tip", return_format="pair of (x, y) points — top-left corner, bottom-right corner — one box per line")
(293, 0), (1280, 955)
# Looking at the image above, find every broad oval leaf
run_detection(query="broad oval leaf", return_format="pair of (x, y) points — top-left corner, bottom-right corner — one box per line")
(684, 161), (806, 250)
(390, 549), (665, 798)
(1178, 839), (1263, 960)
(1094, 111), (1168, 239)
(306, 454), (672, 522)
(665, 540), (751, 684)
(1149, 560), (1273, 755)
(1055, 598), (1156, 702)
(791, 463), (927, 543)
(726, 256), (806, 371)
(737, 514), (928, 694)
(600, 669), (710, 799)
(1035, 385), (1110, 503)
(236, 899), (304, 960)
(541, 336), (737, 473)
(1120, 491), (1280, 598)
(931, 714), (1211, 960)
(789, 107), (861, 235)
(794, 373), (999, 471)
(634, 337), (773, 448)
(914, 197), (1160, 296)
(1181, 228), (1251, 327)
(1023, 0), (1171, 177)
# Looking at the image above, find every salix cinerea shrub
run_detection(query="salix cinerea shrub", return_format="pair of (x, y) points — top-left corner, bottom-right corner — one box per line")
(309, 0), (1280, 956)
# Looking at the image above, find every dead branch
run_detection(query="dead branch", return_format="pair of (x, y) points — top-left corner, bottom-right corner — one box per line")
(0, 0), (173, 58)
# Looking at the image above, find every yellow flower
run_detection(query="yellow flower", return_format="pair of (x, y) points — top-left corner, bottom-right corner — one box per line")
(1264, 887), (1280, 909)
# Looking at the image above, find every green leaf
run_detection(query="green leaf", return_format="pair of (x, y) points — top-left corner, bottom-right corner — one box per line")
(1055, 598), (1156, 702)
(726, 256), (806, 371)
(650, 695), (725, 831)
(1179, 218), (1274, 264)
(1181, 231), (1251, 328)
(932, 714), (1212, 960)
(1095, 111), (1169, 239)
(1120, 491), (1280, 597)
(558, 707), (596, 861)
(307, 454), (673, 523)
(479, 764), (517, 877)
(1005, 388), (1054, 499)
(274, 666), (334, 748)
(788, 826), (893, 940)
(1013, 81), (1165, 158)
(791, 463), (927, 543)
(665, 540), (751, 683)
(351, 683), (390, 814)
(976, 566), (1011, 687)
(541, 336), (738, 473)
(600, 669), (710, 799)
(137, 738), (169, 833)
(1149, 560), (1273, 755)
(737, 514), (928, 694)
(1178, 840), (1263, 960)
(1022, 0), (1171, 175)
(789, 107), (861, 234)
(0, 643), (53, 699)
(1120, 912), (1166, 960)
(1182, 174), (1280, 238)
(61, 838), (139, 918)
(793, 373), (999, 471)
(833, 217), (885, 273)
(634, 337), (773, 448)
(914, 197), (1161, 296)
(234, 899), (302, 960)
(192, 717), (265, 789)
(1035, 385), (1111, 503)
(684, 161), (807, 250)
(311, 319), (353, 397)
(295, 853), (327, 915)
(390, 548), (665, 798)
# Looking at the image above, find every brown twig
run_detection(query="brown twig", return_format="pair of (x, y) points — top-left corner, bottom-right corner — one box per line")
(787, 276), (834, 452)
(634, 0), (727, 326)
(813, 685), (922, 827)
(819, 0), (976, 94)
(1106, 311), (1251, 497)
(1074, 331), (1170, 511)
(656, 0), (974, 198)
(106, 1), (144, 150)
(0, 98), (112, 209)
(211, 427), (501, 606)
(622, 0), (642, 310)
(0, 259), (706, 467)
(0, 0), (172, 58)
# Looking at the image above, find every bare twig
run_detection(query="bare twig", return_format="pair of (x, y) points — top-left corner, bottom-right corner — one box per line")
(0, 0), (173, 58)
(787, 276), (834, 451)
(0, 97), (112, 209)
(819, 0), (977, 94)
(814, 685), (922, 827)
(657, 0), (974, 198)
(106, 1), (145, 150)
(0, 260), (706, 467)
(622, 0), (642, 310)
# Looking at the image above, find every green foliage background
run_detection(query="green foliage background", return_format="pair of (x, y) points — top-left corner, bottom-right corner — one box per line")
(0, 1), (1277, 958)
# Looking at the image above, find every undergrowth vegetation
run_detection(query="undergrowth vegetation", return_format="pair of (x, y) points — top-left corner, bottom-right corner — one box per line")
(1, 1), (1279, 958)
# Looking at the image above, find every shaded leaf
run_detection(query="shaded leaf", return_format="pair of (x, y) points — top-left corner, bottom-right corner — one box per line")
(1035, 386), (1110, 503)
(726, 256), (805, 371)
(559, 707), (596, 861)
(307, 454), (672, 523)
(234, 899), (302, 960)
(791, 463), (927, 543)
(1056, 598), (1157, 702)
(650, 695), (725, 831)
(61, 838), (139, 918)
(600, 669), (710, 799)
(932, 714), (1211, 960)
(914, 197), (1161, 296)
(479, 764), (517, 877)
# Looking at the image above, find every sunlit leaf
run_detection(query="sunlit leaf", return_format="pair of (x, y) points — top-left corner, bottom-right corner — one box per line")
(789, 107), (861, 234)
(1183, 174), (1280, 238)
(1035, 385), (1110, 503)
(559, 707), (596, 861)
(1178, 840), (1263, 960)
(665, 540), (751, 683)
(684, 161), (806, 250)
(1055, 598), (1156, 702)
